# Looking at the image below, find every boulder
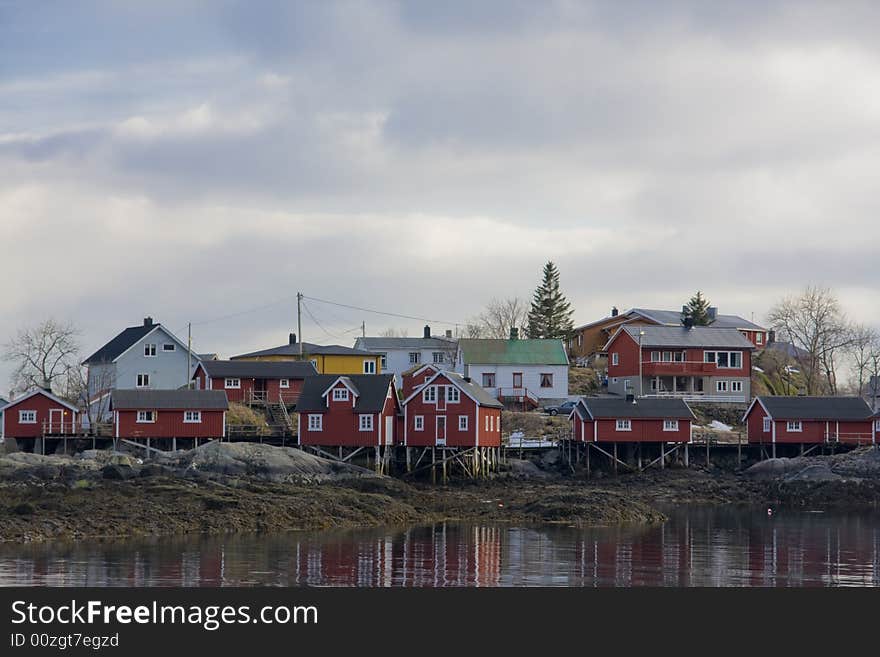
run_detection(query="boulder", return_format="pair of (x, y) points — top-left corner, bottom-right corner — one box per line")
(101, 464), (135, 480)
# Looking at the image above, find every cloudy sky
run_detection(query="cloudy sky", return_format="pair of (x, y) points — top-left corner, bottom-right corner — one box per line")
(2, 0), (879, 386)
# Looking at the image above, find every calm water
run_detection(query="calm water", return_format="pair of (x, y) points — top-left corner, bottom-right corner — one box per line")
(2, 507), (880, 587)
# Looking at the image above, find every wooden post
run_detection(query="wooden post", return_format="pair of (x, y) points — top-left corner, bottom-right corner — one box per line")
(772, 443), (776, 459)
(586, 442), (591, 477)
(613, 443), (618, 476)
(442, 449), (447, 483)
(406, 447), (412, 473)
(737, 433), (741, 469)
(431, 447), (436, 484)
(172, 438), (177, 452)
(706, 438), (710, 467)
(684, 443), (689, 467)
(660, 442), (665, 469)
(637, 443), (642, 470)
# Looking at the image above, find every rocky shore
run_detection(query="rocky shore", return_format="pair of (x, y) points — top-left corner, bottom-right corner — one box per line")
(1, 442), (879, 543)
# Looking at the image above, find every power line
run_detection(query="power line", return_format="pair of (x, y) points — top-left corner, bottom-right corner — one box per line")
(301, 300), (347, 341)
(302, 295), (464, 326)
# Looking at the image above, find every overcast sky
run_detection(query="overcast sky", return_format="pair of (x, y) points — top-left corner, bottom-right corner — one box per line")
(2, 0), (879, 389)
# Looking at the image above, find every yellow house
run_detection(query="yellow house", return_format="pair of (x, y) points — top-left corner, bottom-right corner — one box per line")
(231, 334), (382, 375)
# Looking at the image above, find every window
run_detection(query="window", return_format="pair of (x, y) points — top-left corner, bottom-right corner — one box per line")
(756, 333), (763, 345)
(363, 360), (376, 374)
(137, 373), (150, 388)
(716, 381), (729, 392)
(136, 410), (155, 423)
(310, 359), (318, 369)
(616, 419), (631, 431)
(875, 419), (880, 432)
(663, 419), (679, 432)
(332, 388), (349, 402)
(308, 414), (323, 431)
(729, 352), (742, 368)
(704, 351), (716, 364)
(144, 343), (157, 357)
(705, 351), (742, 368)
(423, 386), (437, 403)
(409, 352), (421, 364)
(485, 415), (489, 431)
(18, 410), (36, 424)
(163, 343), (176, 352)
(433, 352), (445, 364)
(183, 411), (201, 423)
(540, 373), (553, 388)
(512, 372), (523, 388)
(482, 373), (496, 388)
(459, 415), (468, 431)
(763, 417), (771, 433)
(651, 351), (660, 362)
(447, 386), (460, 403)
(730, 381), (743, 393)
(359, 414), (374, 431)
(716, 352), (729, 368)
(380, 354), (388, 369)
(414, 416), (424, 431)
(787, 420), (803, 432)
(280, 379), (290, 388)
(612, 353), (619, 366)
(224, 378), (240, 389)
(673, 352), (684, 362)
(662, 351), (672, 362)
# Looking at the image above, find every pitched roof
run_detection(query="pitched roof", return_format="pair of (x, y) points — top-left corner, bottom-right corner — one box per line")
(615, 325), (755, 350)
(574, 397), (695, 420)
(401, 371), (503, 408)
(83, 322), (159, 364)
(111, 389), (229, 411)
(0, 388), (79, 413)
(231, 341), (377, 359)
(458, 339), (569, 366)
(295, 374), (396, 413)
(753, 396), (874, 421)
(356, 337), (457, 350)
(197, 360), (318, 379)
(630, 308), (767, 331)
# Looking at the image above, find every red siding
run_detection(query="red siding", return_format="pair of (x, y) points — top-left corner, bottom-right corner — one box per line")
(207, 376), (303, 404)
(572, 415), (690, 443)
(606, 332), (640, 378)
(745, 402), (771, 444)
(402, 366), (439, 399)
(299, 380), (398, 447)
(2, 393), (78, 439)
(745, 402), (874, 445)
(116, 409), (225, 439)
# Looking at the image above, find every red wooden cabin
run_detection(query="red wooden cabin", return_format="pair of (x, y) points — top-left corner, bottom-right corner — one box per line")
(402, 371), (503, 448)
(111, 389), (229, 440)
(297, 374), (399, 447)
(569, 397), (694, 443)
(0, 389), (79, 440)
(401, 363), (441, 399)
(193, 360), (316, 404)
(743, 396), (876, 447)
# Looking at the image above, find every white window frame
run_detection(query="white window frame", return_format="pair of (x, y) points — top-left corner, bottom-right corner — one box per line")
(704, 351), (716, 363)
(447, 386), (460, 403)
(651, 351), (660, 362)
(485, 415), (489, 431)
(359, 414), (374, 432)
(308, 414), (323, 432)
(183, 411), (202, 423)
(663, 419), (679, 432)
(730, 380), (743, 393)
(616, 419), (632, 432)
(459, 415), (468, 431)
(280, 379), (290, 389)
(662, 351), (673, 362)
(144, 343), (157, 357)
(224, 378), (240, 389)
(875, 419), (880, 431)
(423, 386), (437, 403)
(482, 373), (496, 388)
(18, 410), (37, 424)
(363, 360), (376, 374)
(162, 343), (176, 352)
(136, 410), (155, 423)
(332, 388), (350, 402)
(716, 380), (729, 392)
(433, 352), (445, 364)
(136, 373), (150, 388)
(763, 417), (771, 433)
(414, 415), (424, 431)
(409, 352), (421, 364)
(612, 352), (619, 366)
(756, 332), (763, 345)
(379, 353), (388, 369)
(786, 420), (803, 433)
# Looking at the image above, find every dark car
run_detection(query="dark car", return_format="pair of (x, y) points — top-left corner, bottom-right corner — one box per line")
(543, 400), (577, 416)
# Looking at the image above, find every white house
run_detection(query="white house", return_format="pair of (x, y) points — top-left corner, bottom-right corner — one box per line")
(354, 326), (459, 387)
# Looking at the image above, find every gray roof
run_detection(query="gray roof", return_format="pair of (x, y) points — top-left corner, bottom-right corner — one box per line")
(83, 322), (158, 364)
(755, 396), (874, 421)
(442, 371), (504, 408)
(631, 308), (767, 331)
(575, 397), (695, 420)
(355, 336), (457, 351)
(232, 341), (376, 359)
(619, 325), (755, 349)
(296, 374), (396, 413)
(198, 360), (318, 379)
(111, 389), (229, 410)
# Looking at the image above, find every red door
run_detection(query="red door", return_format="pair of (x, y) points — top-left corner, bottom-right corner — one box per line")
(436, 416), (446, 446)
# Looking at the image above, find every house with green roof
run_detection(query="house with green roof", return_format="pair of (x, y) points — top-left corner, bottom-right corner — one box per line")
(455, 334), (569, 405)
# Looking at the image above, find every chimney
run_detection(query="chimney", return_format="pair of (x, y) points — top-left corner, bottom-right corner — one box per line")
(611, 306), (618, 317)
(144, 317), (153, 327)
(445, 330), (453, 339)
(708, 307), (718, 321)
(289, 332), (297, 345)
(509, 327), (519, 340)
(463, 376), (471, 383)
(423, 325), (431, 339)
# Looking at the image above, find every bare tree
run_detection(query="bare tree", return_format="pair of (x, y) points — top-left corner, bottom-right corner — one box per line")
(766, 286), (853, 395)
(2, 319), (81, 394)
(473, 297), (529, 340)
(378, 327), (409, 338)
(846, 324), (880, 396)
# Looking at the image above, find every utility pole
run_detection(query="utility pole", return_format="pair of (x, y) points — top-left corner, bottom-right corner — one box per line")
(297, 292), (303, 357)
(187, 322), (192, 389)
(638, 330), (645, 398)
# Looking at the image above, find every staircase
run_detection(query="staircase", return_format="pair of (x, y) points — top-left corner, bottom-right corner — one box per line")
(266, 397), (295, 436)
(497, 387), (540, 411)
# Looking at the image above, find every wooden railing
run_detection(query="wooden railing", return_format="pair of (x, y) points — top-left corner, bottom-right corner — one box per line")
(643, 392), (747, 404)
(247, 389), (300, 405)
(497, 387), (539, 405)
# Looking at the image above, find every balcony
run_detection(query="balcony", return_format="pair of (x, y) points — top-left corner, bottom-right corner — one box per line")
(643, 392), (747, 404)
(641, 360), (716, 376)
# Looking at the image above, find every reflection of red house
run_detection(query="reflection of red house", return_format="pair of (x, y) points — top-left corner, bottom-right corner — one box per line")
(569, 397), (694, 443)
(0, 389), (79, 440)
(402, 371), (503, 448)
(111, 389), (228, 440)
(743, 396), (876, 446)
(193, 360), (316, 404)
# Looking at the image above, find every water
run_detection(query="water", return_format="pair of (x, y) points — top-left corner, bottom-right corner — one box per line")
(2, 506), (880, 587)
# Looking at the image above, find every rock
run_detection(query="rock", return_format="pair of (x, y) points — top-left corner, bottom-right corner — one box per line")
(504, 459), (552, 480)
(139, 464), (175, 478)
(101, 464), (135, 480)
(784, 463), (843, 482)
(744, 458), (806, 479)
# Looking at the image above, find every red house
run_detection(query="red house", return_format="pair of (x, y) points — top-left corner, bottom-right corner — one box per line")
(297, 374), (399, 447)
(402, 371), (503, 448)
(401, 363), (441, 399)
(569, 397), (694, 443)
(743, 396), (876, 450)
(0, 389), (79, 441)
(111, 389), (229, 441)
(193, 360), (316, 404)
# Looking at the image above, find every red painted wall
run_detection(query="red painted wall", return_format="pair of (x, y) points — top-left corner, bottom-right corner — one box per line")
(202, 374), (303, 404)
(572, 416), (690, 443)
(606, 332), (640, 378)
(116, 409), (225, 439)
(2, 393), (78, 439)
(299, 380), (398, 447)
(745, 403), (874, 445)
(402, 367), (439, 399)
(745, 403), (771, 444)
(404, 373), (500, 447)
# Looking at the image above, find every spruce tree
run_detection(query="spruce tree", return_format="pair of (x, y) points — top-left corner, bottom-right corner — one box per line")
(681, 291), (712, 326)
(526, 261), (574, 339)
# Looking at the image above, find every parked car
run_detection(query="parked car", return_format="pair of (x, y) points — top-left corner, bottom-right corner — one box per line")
(543, 400), (577, 416)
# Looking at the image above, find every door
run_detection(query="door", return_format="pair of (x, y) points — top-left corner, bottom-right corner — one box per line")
(436, 416), (446, 446)
(385, 416), (393, 445)
(48, 408), (63, 433)
(513, 372), (523, 389)
(254, 378), (267, 402)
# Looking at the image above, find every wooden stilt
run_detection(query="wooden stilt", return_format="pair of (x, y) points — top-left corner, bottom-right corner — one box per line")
(431, 447), (436, 484)
(660, 442), (665, 469)
(172, 437), (177, 452)
(684, 443), (689, 467)
(406, 447), (412, 473)
(637, 443), (642, 470)
(586, 442), (591, 477)
(737, 434), (741, 469)
(772, 443), (776, 459)
(706, 438), (710, 467)
(613, 443), (618, 476)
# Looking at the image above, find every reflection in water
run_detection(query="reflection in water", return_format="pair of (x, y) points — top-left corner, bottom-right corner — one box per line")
(2, 507), (880, 587)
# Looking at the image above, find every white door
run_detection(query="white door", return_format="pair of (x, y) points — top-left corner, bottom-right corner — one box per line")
(385, 416), (393, 445)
